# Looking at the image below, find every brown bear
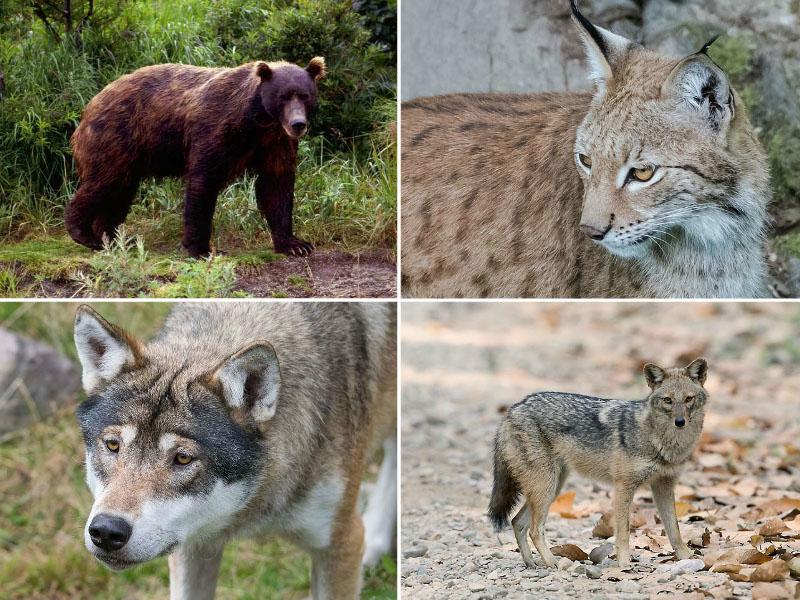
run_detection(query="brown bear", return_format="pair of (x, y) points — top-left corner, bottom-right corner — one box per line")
(66, 57), (325, 257)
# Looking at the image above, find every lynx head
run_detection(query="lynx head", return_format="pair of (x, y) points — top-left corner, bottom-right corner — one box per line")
(569, 0), (767, 260)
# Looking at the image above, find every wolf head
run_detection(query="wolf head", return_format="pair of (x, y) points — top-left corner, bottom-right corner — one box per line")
(73, 306), (281, 570)
(643, 358), (708, 429)
(569, 0), (766, 259)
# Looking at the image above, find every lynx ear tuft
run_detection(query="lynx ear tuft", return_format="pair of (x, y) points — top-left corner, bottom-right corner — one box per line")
(306, 56), (326, 81)
(210, 342), (282, 422)
(256, 61), (272, 80)
(686, 358), (708, 385)
(570, 0), (632, 93)
(661, 52), (733, 134)
(643, 363), (666, 390)
(74, 306), (141, 393)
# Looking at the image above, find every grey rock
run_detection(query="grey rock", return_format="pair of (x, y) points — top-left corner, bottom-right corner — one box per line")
(670, 558), (705, 574)
(0, 327), (80, 435)
(585, 565), (603, 579)
(403, 545), (428, 558)
(589, 543), (615, 564)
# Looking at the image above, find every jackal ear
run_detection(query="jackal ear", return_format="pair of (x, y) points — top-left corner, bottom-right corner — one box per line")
(211, 342), (282, 422)
(643, 363), (666, 389)
(661, 50), (733, 134)
(685, 358), (708, 385)
(74, 306), (141, 393)
(570, 0), (632, 94)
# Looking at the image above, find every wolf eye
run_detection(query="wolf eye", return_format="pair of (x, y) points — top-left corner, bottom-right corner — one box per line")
(630, 166), (655, 182)
(661, 397), (673, 405)
(105, 439), (120, 453)
(578, 154), (592, 168)
(174, 452), (193, 466)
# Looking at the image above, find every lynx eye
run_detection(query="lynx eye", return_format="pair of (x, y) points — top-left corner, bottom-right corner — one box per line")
(578, 154), (592, 168)
(174, 452), (193, 466)
(630, 166), (655, 182)
(105, 439), (120, 453)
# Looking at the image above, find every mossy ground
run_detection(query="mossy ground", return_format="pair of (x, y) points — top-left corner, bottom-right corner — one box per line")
(0, 303), (397, 599)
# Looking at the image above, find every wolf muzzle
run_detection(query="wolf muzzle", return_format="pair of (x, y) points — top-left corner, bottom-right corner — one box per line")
(88, 513), (132, 552)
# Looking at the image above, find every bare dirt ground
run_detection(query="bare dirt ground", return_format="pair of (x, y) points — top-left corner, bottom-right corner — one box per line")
(236, 249), (396, 297)
(401, 303), (800, 599)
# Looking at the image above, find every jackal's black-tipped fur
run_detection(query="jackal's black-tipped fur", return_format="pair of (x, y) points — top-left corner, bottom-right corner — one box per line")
(488, 432), (520, 531)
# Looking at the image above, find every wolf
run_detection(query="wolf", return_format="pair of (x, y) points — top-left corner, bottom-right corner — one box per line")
(488, 358), (708, 568)
(73, 302), (396, 599)
(401, 0), (769, 298)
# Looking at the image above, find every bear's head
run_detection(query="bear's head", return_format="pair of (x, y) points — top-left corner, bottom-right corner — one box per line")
(256, 57), (325, 139)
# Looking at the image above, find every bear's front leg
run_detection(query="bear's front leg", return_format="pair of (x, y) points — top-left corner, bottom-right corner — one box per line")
(255, 171), (313, 257)
(182, 173), (223, 258)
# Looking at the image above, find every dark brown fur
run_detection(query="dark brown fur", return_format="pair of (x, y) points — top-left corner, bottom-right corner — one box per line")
(67, 59), (324, 257)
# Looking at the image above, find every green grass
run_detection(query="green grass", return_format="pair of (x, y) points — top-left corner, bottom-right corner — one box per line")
(0, 303), (397, 599)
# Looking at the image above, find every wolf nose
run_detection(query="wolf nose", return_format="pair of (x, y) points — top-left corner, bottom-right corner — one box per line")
(89, 514), (132, 551)
(674, 417), (686, 428)
(290, 120), (307, 135)
(579, 223), (611, 240)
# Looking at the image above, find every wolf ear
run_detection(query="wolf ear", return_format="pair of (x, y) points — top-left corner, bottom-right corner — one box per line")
(211, 342), (282, 422)
(661, 46), (733, 134)
(643, 363), (666, 390)
(570, 0), (632, 93)
(306, 56), (326, 81)
(686, 358), (708, 385)
(74, 306), (140, 393)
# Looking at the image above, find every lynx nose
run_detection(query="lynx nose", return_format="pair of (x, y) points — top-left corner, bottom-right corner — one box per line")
(89, 514), (132, 552)
(674, 417), (686, 428)
(579, 223), (611, 240)
(290, 120), (307, 135)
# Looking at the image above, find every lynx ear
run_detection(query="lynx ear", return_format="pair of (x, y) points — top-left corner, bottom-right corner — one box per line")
(74, 306), (141, 393)
(256, 61), (272, 80)
(306, 56), (326, 81)
(643, 363), (666, 390)
(211, 342), (282, 422)
(570, 0), (632, 93)
(661, 46), (733, 134)
(686, 358), (708, 385)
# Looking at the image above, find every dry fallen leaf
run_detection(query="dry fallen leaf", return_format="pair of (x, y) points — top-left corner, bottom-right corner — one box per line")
(550, 543), (589, 562)
(675, 501), (694, 517)
(757, 519), (789, 537)
(549, 491), (576, 518)
(750, 558), (790, 583)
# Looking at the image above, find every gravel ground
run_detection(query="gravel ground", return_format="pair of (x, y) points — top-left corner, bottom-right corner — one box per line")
(400, 302), (800, 599)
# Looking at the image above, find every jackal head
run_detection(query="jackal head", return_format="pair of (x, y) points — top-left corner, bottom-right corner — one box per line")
(643, 358), (708, 429)
(73, 306), (282, 570)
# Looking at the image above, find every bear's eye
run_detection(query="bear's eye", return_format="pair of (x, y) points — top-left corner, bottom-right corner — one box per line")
(578, 154), (592, 169)
(630, 166), (655, 182)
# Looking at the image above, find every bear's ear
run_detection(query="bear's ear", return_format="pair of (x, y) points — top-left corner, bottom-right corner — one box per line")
(256, 61), (272, 81)
(306, 57), (326, 81)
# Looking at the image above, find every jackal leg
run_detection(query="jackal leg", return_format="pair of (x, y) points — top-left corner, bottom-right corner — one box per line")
(651, 476), (692, 560)
(511, 504), (536, 568)
(168, 541), (224, 600)
(612, 482), (635, 567)
(310, 511), (365, 600)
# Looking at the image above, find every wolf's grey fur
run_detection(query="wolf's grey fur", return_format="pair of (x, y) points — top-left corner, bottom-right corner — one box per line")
(75, 303), (396, 600)
(489, 359), (708, 568)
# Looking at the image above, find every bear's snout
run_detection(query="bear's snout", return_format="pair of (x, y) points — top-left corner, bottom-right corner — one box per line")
(290, 119), (307, 135)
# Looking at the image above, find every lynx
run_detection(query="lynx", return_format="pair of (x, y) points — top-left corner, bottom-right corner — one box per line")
(401, 1), (770, 298)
